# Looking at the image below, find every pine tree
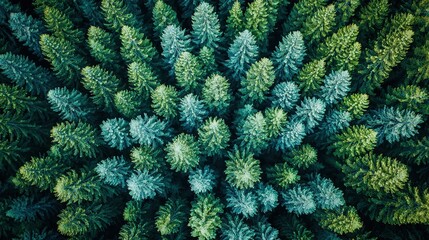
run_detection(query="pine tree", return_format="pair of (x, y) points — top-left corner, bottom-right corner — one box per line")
(43, 6), (84, 45)
(308, 174), (345, 210)
(236, 112), (269, 154)
(101, 0), (139, 32)
(221, 214), (256, 240)
(74, 0), (104, 26)
(225, 1), (244, 40)
(130, 145), (164, 171)
(81, 65), (121, 112)
(282, 185), (316, 215)
(40, 34), (86, 87)
(0, 112), (46, 143)
(120, 25), (158, 66)
(189, 193), (224, 240)
(202, 74), (232, 116)
(198, 46), (218, 79)
(244, 0), (269, 46)
(129, 114), (171, 147)
(275, 121), (306, 151)
(95, 156), (131, 187)
(270, 81), (300, 111)
(165, 133), (200, 173)
(267, 163), (300, 189)
(127, 61), (159, 101)
(151, 84), (179, 120)
(47, 87), (94, 122)
(363, 107), (423, 144)
(179, 94), (208, 132)
(114, 90), (144, 118)
(0, 84), (47, 118)
(403, 39), (429, 84)
(191, 2), (222, 50)
(385, 85), (429, 115)
(179, 0), (204, 19)
(285, 144), (318, 169)
(100, 118), (132, 151)
(240, 58), (275, 104)
(8, 12), (46, 58)
(127, 170), (166, 200)
(331, 125), (377, 159)
(0, 52), (55, 95)
(357, 0), (389, 37)
(198, 117), (231, 157)
(282, 0), (327, 33)
(314, 109), (351, 141)
(152, 0), (179, 39)
(318, 206), (363, 235)
(264, 107), (287, 140)
(271, 31), (306, 81)
(87, 26), (121, 71)
(254, 220), (280, 240)
(399, 137), (429, 165)
(301, 4), (336, 45)
(291, 97), (326, 133)
(6, 195), (57, 222)
(50, 121), (100, 158)
(342, 153), (409, 196)
(334, 0), (360, 28)
(161, 25), (192, 75)
(175, 52), (204, 94)
(319, 70), (351, 105)
(225, 146), (262, 189)
(339, 93), (369, 119)
(225, 30), (259, 81)
(256, 183), (279, 213)
(156, 198), (188, 236)
(225, 186), (258, 218)
(189, 166), (217, 194)
(275, 215), (314, 240)
(296, 59), (326, 96)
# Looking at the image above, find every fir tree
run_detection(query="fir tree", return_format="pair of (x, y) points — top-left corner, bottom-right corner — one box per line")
(399, 137), (429, 165)
(221, 214), (256, 240)
(191, 2), (222, 50)
(256, 183), (279, 213)
(254, 221), (280, 240)
(236, 112), (269, 154)
(282, 0), (327, 33)
(127, 170), (165, 200)
(156, 198), (188, 236)
(331, 125), (377, 158)
(6, 195), (57, 222)
(151, 84), (179, 120)
(50, 121), (100, 158)
(0, 112), (45, 143)
(73, 0), (103, 26)
(357, 0), (389, 37)
(296, 59), (326, 96)
(403, 39), (429, 84)
(47, 87), (94, 122)
(198, 46), (218, 79)
(334, 0), (360, 28)
(114, 90), (144, 118)
(308, 174), (345, 210)
(152, 0), (179, 39)
(291, 97), (326, 133)
(244, 0), (269, 46)
(165, 133), (201, 173)
(275, 121), (306, 151)
(225, 1), (244, 40)
(202, 74), (232, 116)
(271, 31), (306, 81)
(301, 4), (336, 45)
(339, 93), (369, 119)
(188, 193), (224, 240)
(0, 52), (55, 95)
(267, 163), (300, 189)
(225, 146), (262, 189)
(43, 6), (84, 45)
(120, 25), (158, 66)
(240, 58), (275, 104)
(101, 0), (139, 32)
(161, 25), (192, 75)
(318, 206), (363, 235)
(319, 70), (351, 105)
(129, 114), (171, 147)
(189, 166), (217, 194)
(130, 145), (164, 171)
(175, 51), (204, 93)
(81, 65), (121, 112)
(87, 26), (121, 71)
(100, 118), (132, 151)
(127, 61), (159, 100)
(314, 109), (351, 141)
(0, 84), (47, 118)
(179, 94), (208, 131)
(282, 185), (316, 215)
(95, 156), (131, 187)
(270, 81), (300, 111)
(225, 30), (259, 80)
(286, 144), (318, 169)
(264, 107), (287, 140)
(198, 117), (231, 156)
(225, 186), (258, 218)
(385, 85), (429, 115)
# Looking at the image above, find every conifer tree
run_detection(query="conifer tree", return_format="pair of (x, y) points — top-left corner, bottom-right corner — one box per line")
(0, 112), (45, 143)
(8, 12), (46, 58)
(254, 221), (280, 240)
(175, 52), (204, 94)
(0, 84), (47, 118)
(189, 193), (224, 240)
(87, 26), (121, 71)
(334, 0), (360, 28)
(151, 84), (179, 120)
(81, 65), (121, 112)
(275, 121), (306, 151)
(120, 25), (158, 66)
(73, 0), (103, 26)
(314, 109), (351, 141)
(256, 183), (279, 213)
(264, 107), (287, 140)
(282, 185), (316, 215)
(285, 144), (318, 169)
(40, 34), (86, 87)
(50, 121), (100, 158)
(318, 206), (363, 235)
(43, 6), (84, 45)
(191, 2), (222, 51)
(156, 198), (188, 236)
(179, 94), (208, 131)
(225, 186), (258, 218)
(0, 52), (55, 95)
(129, 114), (171, 147)
(301, 4), (336, 45)
(221, 214), (256, 240)
(179, 0), (204, 19)
(267, 162), (300, 189)
(291, 97), (326, 133)
(127, 61), (159, 100)
(95, 156), (131, 187)
(152, 0), (179, 39)
(202, 74), (232, 116)
(225, 146), (262, 189)
(114, 90), (144, 118)
(225, 30), (259, 80)
(385, 85), (429, 115)
(101, 0), (139, 32)
(165, 133), (201, 173)
(296, 59), (326, 96)
(308, 175), (345, 210)
(225, 1), (244, 40)
(100, 118), (132, 151)
(130, 145), (164, 171)
(6, 195), (58, 222)
(282, 0), (327, 33)
(244, 0), (269, 46)
(47, 87), (94, 122)
(161, 25), (192, 75)
(127, 170), (165, 200)
(272, 31), (306, 81)
(270, 81), (300, 111)
(240, 58), (275, 104)
(331, 125), (377, 158)
(198, 117), (231, 157)
(189, 166), (217, 194)
(319, 70), (351, 105)
(403, 39), (429, 84)
(357, 0), (389, 37)
(339, 93), (369, 119)
(236, 112), (269, 154)
(399, 137), (429, 165)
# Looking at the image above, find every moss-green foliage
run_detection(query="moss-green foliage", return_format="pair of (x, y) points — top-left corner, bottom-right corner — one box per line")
(2, 0), (429, 238)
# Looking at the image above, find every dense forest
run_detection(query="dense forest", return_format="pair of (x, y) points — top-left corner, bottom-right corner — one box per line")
(1, 0), (429, 239)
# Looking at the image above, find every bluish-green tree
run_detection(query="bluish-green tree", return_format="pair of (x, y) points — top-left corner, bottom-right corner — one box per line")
(282, 185), (316, 215)
(127, 170), (166, 200)
(191, 2), (222, 50)
(226, 186), (258, 218)
(95, 156), (131, 187)
(129, 114), (171, 147)
(189, 166), (217, 194)
(47, 87), (94, 122)
(100, 118), (132, 151)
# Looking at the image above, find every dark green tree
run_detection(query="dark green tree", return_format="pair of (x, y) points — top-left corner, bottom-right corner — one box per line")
(191, 2), (222, 51)
(152, 0), (179, 39)
(47, 87), (94, 122)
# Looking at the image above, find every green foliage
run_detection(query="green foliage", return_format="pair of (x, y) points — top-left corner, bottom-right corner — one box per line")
(161, 25), (192, 75)
(175, 52), (204, 93)
(202, 74), (232, 116)
(188, 193), (224, 240)
(296, 59), (326, 96)
(282, 0), (327, 33)
(292, 97), (326, 133)
(101, 0), (139, 32)
(267, 163), (300, 189)
(0, 52), (55, 95)
(282, 185), (316, 215)
(244, 0), (269, 45)
(385, 85), (429, 114)
(47, 87), (94, 122)
(129, 114), (171, 147)
(403, 39), (429, 84)
(50, 121), (100, 158)
(399, 137), (429, 165)
(114, 90), (144, 118)
(127, 61), (159, 99)
(286, 144), (318, 169)
(334, 0), (360, 28)
(156, 198), (188, 236)
(165, 133), (200, 173)
(236, 111), (269, 153)
(43, 6), (84, 45)
(6, 195), (57, 222)
(256, 183), (279, 213)
(275, 121), (306, 151)
(314, 109), (351, 141)
(0, 112), (45, 143)
(151, 84), (179, 120)
(225, 146), (262, 189)
(81, 65), (121, 112)
(264, 107), (287, 139)
(276, 215), (314, 240)
(272, 31), (306, 81)
(0, 84), (46, 118)
(100, 118), (132, 150)
(189, 166), (217, 194)
(191, 2), (222, 50)
(331, 125), (377, 159)
(302, 4), (336, 45)
(198, 46), (218, 79)
(152, 0), (179, 39)
(225, 1), (244, 40)
(120, 25), (158, 65)
(127, 170), (166, 200)
(221, 214), (256, 240)
(342, 153), (409, 196)
(130, 145), (163, 171)
(226, 30), (259, 80)
(357, 0), (389, 36)
(179, 94), (208, 131)
(226, 186), (258, 218)
(95, 156), (131, 187)
(308, 174), (345, 210)
(87, 26), (121, 70)
(270, 81), (300, 111)
(119, 222), (152, 240)
(198, 117), (231, 156)
(319, 70), (351, 105)
(319, 206), (363, 235)
(240, 58), (275, 103)
(339, 93), (369, 119)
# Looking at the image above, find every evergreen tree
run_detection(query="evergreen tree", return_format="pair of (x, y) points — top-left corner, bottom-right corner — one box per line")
(271, 31), (306, 81)
(225, 186), (258, 218)
(399, 137), (429, 165)
(156, 198), (188, 236)
(342, 153), (409, 196)
(256, 183), (279, 213)
(221, 214), (256, 240)
(129, 114), (171, 147)
(179, 94), (208, 131)
(50, 121), (100, 158)
(100, 118), (132, 151)
(275, 121), (306, 151)
(264, 107), (287, 140)
(225, 146), (262, 189)
(43, 6), (84, 45)
(101, 0), (139, 32)
(339, 93), (369, 119)
(225, 1), (244, 41)
(165, 133), (201, 173)
(198, 117), (231, 157)
(282, 0), (327, 33)
(357, 0), (389, 37)
(151, 84), (179, 120)
(385, 85), (429, 115)
(296, 59), (326, 96)
(301, 4), (336, 45)
(81, 65), (121, 112)
(403, 39), (429, 84)
(198, 46), (218, 79)
(282, 185), (316, 215)
(314, 109), (351, 141)
(240, 58), (275, 104)
(127, 61), (159, 101)
(179, 0), (204, 19)
(8, 12), (46, 58)
(87, 26), (121, 71)
(244, 0), (269, 46)
(175, 52), (204, 94)
(319, 70), (351, 105)
(0, 112), (45, 143)
(47, 87), (94, 122)
(202, 74), (232, 116)
(291, 97), (326, 133)
(188, 193), (224, 240)
(334, 0), (360, 28)
(120, 25), (158, 66)
(318, 206), (363, 235)
(285, 144), (318, 169)
(152, 0), (179, 39)
(331, 125), (377, 158)
(0, 52), (55, 95)
(130, 145), (164, 171)
(189, 166), (217, 194)
(267, 163), (300, 189)
(73, 0), (104, 26)
(191, 2), (222, 50)
(114, 90), (144, 118)
(270, 81), (300, 111)
(127, 170), (166, 200)
(363, 107), (423, 144)
(95, 156), (131, 187)
(40, 34), (86, 87)
(6, 195), (57, 222)
(225, 30), (259, 81)
(0, 84), (47, 118)
(254, 221), (280, 240)
(308, 174), (345, 210)
(161, 25), (192, 75)
(236, 112), (269, 154)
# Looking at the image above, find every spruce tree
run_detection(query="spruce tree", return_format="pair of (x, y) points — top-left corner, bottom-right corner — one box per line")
(270, 81), (300, 111)
(43, 6), (84, 46)
(129, 114), (171, 147)
(152, 0), (179, 39)
(291, 97), (326, 133)
(275, 121), (306, 151)
(151, 84), (179, 120)
(120, 25), (158, 66)
(100, 118), (132, 151)
(174, 52), (204, 94)
(189, 166), (217, 194)
(240, 58), (275, 104)
(318, 206), (363, 235)
(179, 94), (208, 131)
(198, 117), (231, 157)
(282, 0), (327, 33)
(127, 61), (159, 100)
(319, 70), (351, 105)
(101, 0), (139, 32)
(155, 198), (188, 236)
(225, 187), (258, 218)
(87, 26), (121, 71)
(225, 146), (262, 189)
(127, 170), (166, 200)
(244, 0), (269, 46)
(301, 4), (336, 45)
(202, 74), (232, 116)
(161, 25), (192, 76)
(165, 133), (201, 173)
(221, 214), (256, 240)
(331, 125), (377, 158)
(95, 156), (131, 187)
(47, 87), (94, 122)
(236, 112), (269, 154)
(296, 59), (326, 96)
(267, 162), (300, 189)
(282, 185), (316, 215)
(188, 193), (224, 240)
(191, 2), (222, 51)
(225, 1), (244, 41)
